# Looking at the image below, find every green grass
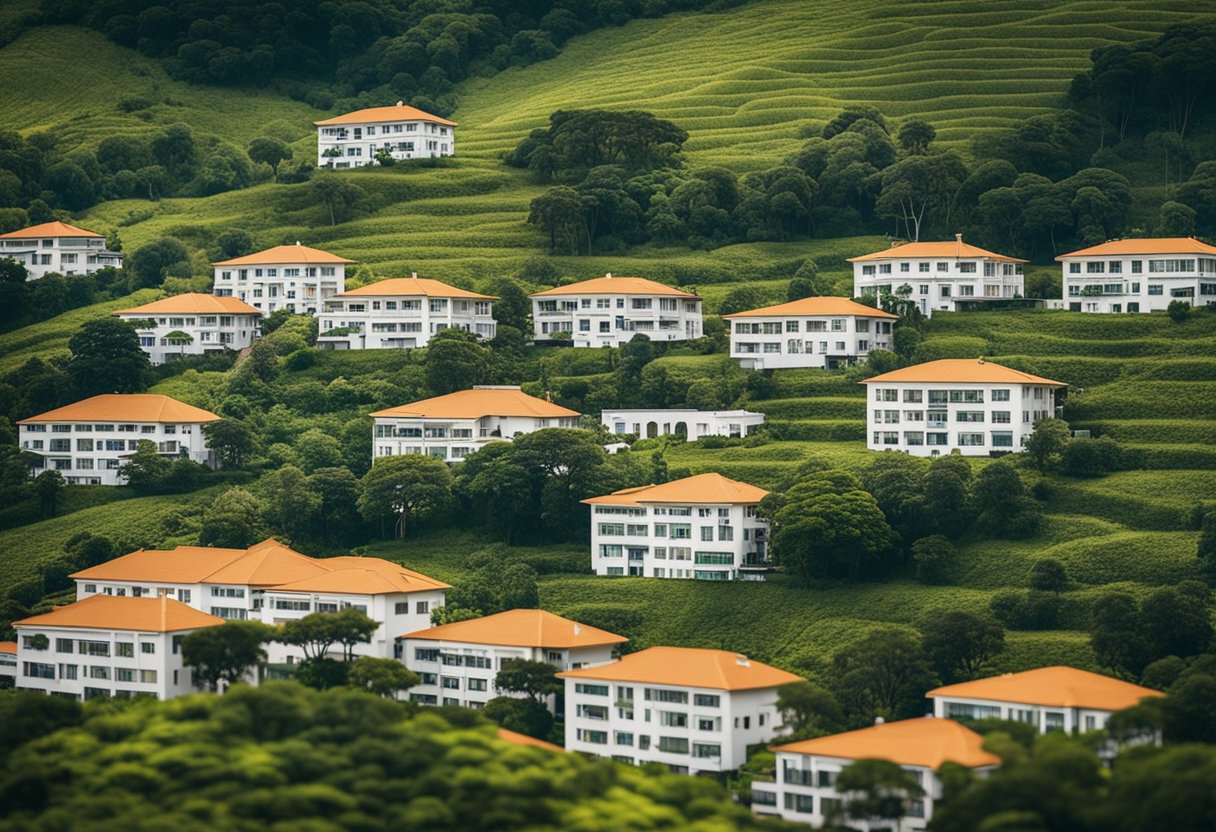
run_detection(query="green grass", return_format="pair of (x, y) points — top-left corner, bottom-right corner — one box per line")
(0, 289), (158, 375)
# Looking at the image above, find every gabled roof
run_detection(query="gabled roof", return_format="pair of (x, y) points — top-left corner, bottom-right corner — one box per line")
(926, 666), (1164, 712)
(861, 358), (1065, 387)
(530, 275), (700, 299)
(335, 277), (495, 300)
(113, 293), (263, 316)
(402, 608), (627, 648)
(497, 728), (563, 751)
(212, 243), (355, 267)
(18, 394), (221, 425)
(270, 556), (450, 595)
(371, 387), (579, 420)
(203, 538), (334, 587)
(14, 595), (224, 633)
(314, 102), (457, 127)
(773, 717), (1000, 769)
(583, 472), (768, 507)
(557, 646), (802, 691)
(724, 296), (898, 319)
(0, 641), (16, 655)
(0, 221), (103, 240)
(849, 237), (1026, 263)
(1056, 237), (1216, 259)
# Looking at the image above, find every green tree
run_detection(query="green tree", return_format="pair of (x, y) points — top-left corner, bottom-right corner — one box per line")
(1090, 591), (1151, 678)
(1028, 559), (1069, 593)
(424, 328), (489, 394)
(875, 153), (967, 240)
(912, 534), (957, 584)
(1024, 418), (1071, 471)
(719, 285), (776, 316)
(495, 659), (562, 703)
(128, 237), (190, 289)
(921, 609), (1006, 683)
(33, 469), (64, 519)
(66, 318), (150, 397)
(834, 759), (925, 828)
(897, 119), (937, 155)
(247, 137), (292, 178)
(199, 487), (265, 548)
(279, 612), (342, 661)
(0, 691), (82, 764)
(776, 681), (843, 740)
(119, 439), (172, 488)
(358, 455), (453, 538)
(1168, 299), (1191, 323)
(348, 656), (419, 698)
(181, 621), (275, 690)
(310, 176), (365, 225)
(483, 696), (555, 741)
(308, 466), (362, 542)
(1156, 199), (1197, 236)
(294, 657), (349, 690)
(333, 608), (380, 660)
(202, 418), (255, 468)
(831, 628), (935, 723)
(263, 465), (322, 540)
(528, 186), (585, 254)
(970, 460), (1041, 538)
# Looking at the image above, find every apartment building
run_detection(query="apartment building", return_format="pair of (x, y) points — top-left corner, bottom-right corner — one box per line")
(1057, 237), (1216, 313)
(0, 220), (123, 279)
(560, 646), (802, 773)
(317, 275), (496, 350)
(212, 242), (354, 315)
(861, 358), (1065, 457)
(601, 408), (766, 440)
(724, 296), (898, 369)
(315, 101), (455, 167)
(851, 235), (1026, 316)
(584, 473), (770, 580)
(113, 293), (262, 364)
(0, 641), (16, 685)
(17, 394), (221, 486)
(755, 718), (1000, 828)
(400, 608), (626, 709)
(13, 595), (223, 701)
(371, 387), (580, 464)
(530, 275), (703, 347)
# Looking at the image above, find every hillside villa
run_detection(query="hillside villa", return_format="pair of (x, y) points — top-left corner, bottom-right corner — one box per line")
(315, 101), (455, 168)
(1057, 237), (1216, 313)
(0, 220), (123, 279)
(212, 242), (354, 316)
(530, 275), (703, 347)
(724, 296), (898, 370)
(600, 408), (766, 440)
(113, 293), (262, 364)
(317, 275), (496, 350)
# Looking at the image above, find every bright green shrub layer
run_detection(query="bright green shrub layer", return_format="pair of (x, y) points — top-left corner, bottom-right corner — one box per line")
(757, 397), (867, 420)
(770, 371), (865, 398)
(1065, 382), (1216, 421)
(768, 419), (868, 442)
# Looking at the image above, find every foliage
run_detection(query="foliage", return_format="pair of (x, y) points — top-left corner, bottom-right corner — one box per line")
(830, 628), (936, 725)
(775, 681), (843, 740)
(347, 657), (420, 698)
(199, 486), (265, 548)
(66, 317), (149, 397)
(495, 659), (561, 703)
(181, 621), (276, 689)
(834, 758), (925, 827)
(358, 455), (453, 538)
(920, 609), (1006, 683)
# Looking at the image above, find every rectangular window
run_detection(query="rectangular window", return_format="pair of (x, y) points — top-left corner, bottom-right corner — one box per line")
(576, 683), (610, 696)
(115, 642), (134, 658)
(657, 736), (689, 754)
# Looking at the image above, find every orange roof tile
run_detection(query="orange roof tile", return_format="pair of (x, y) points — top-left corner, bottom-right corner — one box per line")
(213, 243), (355, 267)
(724, 296), (898, 319)
(14, 595), (224, 633)
(314, 102), (456, 127)
(271, 557), (450, 595)
(557, 646), (802, 691)
(861, 358), (1065, 387)
(0, 221), (103, 239)
(0, 641), (16, 654)
(113, 293), (263, 316)
(204, 539), (335, 587)
(773, 717), (1000, 769)
(497, 728), (563, 751)
(371, 387), (580, 420)
(335, 277), (495, 300)
(531, 275), (700, 299)
(849, 237), (1026, 263)
(1056, 237), (1216, 259)
(927, 666), (1164, 712)
(402, 609), (626, 647)
(583, 472), (768, 507)
(19, 394), (221, 425)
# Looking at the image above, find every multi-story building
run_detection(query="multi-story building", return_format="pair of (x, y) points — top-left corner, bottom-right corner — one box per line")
(17, 394), (221, 486)
(315, 101), (455, 168)
(850, 235), (1026, 317)
(530, 275), (703, 347)
(584, 473), (771, 580)
(559, 646), (802, 773)
(212, 243), (354, 316)
(113, 293), (262, 365)
(0, 641), (16, 685)
(317, 275), (496, 350)
(754, 717), (1000, 828)
(601, 408), (766, 440)
(371, 387), (581, 464)
(13, 595), (223, 701)
(861, 358), (1065, 457)
(0, 221), (123, 279)
(400, 608), (627, 709)
(724, 297), (899, 369)
(1056, 237), (1216, 313)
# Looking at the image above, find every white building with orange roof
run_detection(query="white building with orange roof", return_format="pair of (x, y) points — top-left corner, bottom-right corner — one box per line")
(850, 234), (1026, 316)
(755, 717), (1000, 828)
(0, 641), (16, 685)
(113, 293), (263, 364)
(861, 358), (1065, 457)
(0, 220), (122, 279)
(584, 473), (770, 580)
(212, 242), (354, 316)
(400, 608), (627, 709)
(559, 646), (802, 773)
(724, 296), (899, 370)
(315, 101), (456, 168)
(370, 386), (580, 464)
(17, 394), (221, 485)
(12, 595), (224, 701)
(317, 275), (496, 350)
(600, 408), (766, 440)
(530, 274), (703, 347)
(1057, 237), (1216, 313)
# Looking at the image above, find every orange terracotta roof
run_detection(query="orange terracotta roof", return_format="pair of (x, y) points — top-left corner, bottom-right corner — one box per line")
(402, 609), (626, 647)
(113, 293), (263, 316)
(271, 556), (450, 595)
(531, 276), (700, 299)
(927, 666), (1164, 712)
(850, 237), (1026, 263)
(0, 221), (103, 239)
(583, 472), (768, 506)
(724, 296), (898, 319)
(0, 641), (16, 655)
(314, 102), (456, 127)
(773, 718), (1000, 769)
(335, 277), (495, 300)
(13, 595), (224, 633)
(1056, 237), (1216, 259)
(557, 646), (802, 691)
(204, 539), (334, 587)
(213, 243), (355, 267)
(371, 387), (580, 420)
(497, 728), (563, 751)
(19, 394), (221, 425)
(861, 358), (1065, 387)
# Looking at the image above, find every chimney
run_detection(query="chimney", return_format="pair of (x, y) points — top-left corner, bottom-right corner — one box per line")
(605, 272), (612, 279)
(296, 240), (301, 246)
(875, 716), (885, 725)
(411, 272), (418, 279)
(955, 233), (963, 241)
(396, 100), (404, 107)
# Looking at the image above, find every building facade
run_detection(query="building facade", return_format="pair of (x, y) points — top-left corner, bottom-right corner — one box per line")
(1056, 237), (1216, 313)
(212, 243), (354, 316)
(0, 221), (123, 279)
(601, 408), (766, 440)
(317, 276), (496, 349)
(0, 641), (16, 685)
(861, 359), (1065, 457)
(724, 297), (898, 370)
(530, 275), (703, 347)
(315, 102), (455, 168)
(113, 293), (262, 365)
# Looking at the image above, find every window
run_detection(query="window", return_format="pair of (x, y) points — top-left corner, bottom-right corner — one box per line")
(577, 729), (608, 745)
(56, 638), (74, 653)
(414, 648), (439, 662)
(468, 678), (487, 692)
(657, 737), (689, 754)
(141, 642), (155, 654)
(576, 683), (609, 696)
(115, 642), (134, 658)
(783, 793), (815, 814)
(441, 677), (460, 689)
(692, 743), (721, 758)
(659, 711), (688, 727)
(615, 731), (634, 746)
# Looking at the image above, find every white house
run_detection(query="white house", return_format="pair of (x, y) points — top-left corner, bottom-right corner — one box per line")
(584, 473), (771, 580)
(113, 293), (262, 365)
(17, 394), (221, 486)
(0, 221), (123, 279)
(0, 641), (16, 685)
(315, 101), (455, 168)
(317, 275), (496, 350)
(13, 595), (224, 701)
(370, 387), (581, 464)
(850, 235), (1026, 317)
(212, 243), (354, 316)
(754, 717), (1000, 829)
(861, 358), (1065, 457)
(724, 297), (899, 370)
(1057, 237), (1216, 313)
(530, 275), (703, 347)
(400, 608), (627, 709)
(559, 646), (802, 773)
(601, 408), (766, 440)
